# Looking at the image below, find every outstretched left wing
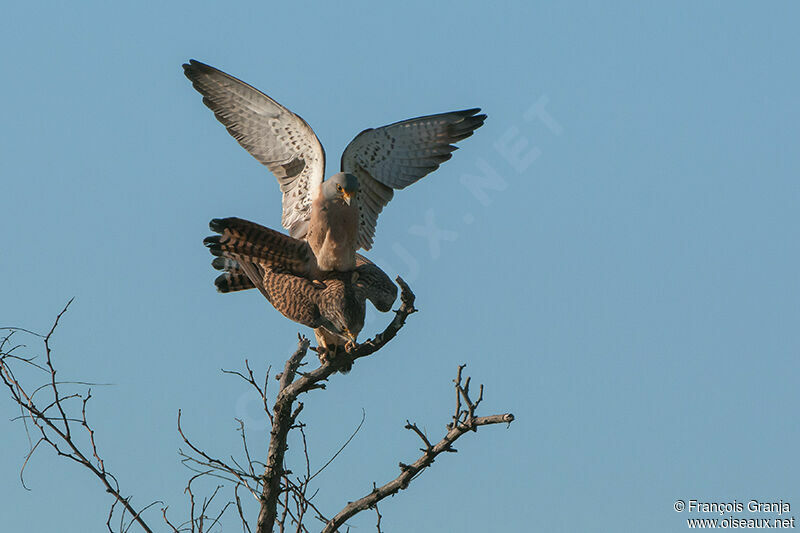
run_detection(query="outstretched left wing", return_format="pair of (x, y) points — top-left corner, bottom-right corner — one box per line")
(183, 60), (325, 239)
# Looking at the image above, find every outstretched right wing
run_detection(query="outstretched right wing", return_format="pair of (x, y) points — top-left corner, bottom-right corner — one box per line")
(341, 109), (486, 250)
(183, 60), (325, 239)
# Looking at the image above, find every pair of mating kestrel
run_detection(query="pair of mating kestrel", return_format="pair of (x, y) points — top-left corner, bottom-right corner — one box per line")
(184, 60), (485, 354)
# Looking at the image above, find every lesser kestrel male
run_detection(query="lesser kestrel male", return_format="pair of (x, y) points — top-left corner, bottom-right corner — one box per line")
(183, 60), (486, 271)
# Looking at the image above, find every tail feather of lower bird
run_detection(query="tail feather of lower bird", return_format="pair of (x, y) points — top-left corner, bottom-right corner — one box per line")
(204, 217), (315, 275)
(205, 219), (396, 315)
(214, 270), (256, 293)
(210, 257), (256, 292)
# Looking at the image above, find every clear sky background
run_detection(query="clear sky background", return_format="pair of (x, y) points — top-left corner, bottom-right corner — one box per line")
(2, 2), (799, 532)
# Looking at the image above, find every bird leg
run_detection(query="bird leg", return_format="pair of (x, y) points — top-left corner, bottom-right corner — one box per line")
(315, 343), (356, 373)
(312, 344), (330, 365)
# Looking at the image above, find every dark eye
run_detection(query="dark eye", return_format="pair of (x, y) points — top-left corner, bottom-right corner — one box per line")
(337, 185), (343, 191)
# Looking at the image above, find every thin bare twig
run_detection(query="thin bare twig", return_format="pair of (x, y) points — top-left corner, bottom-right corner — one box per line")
(321, 365), (514, 533)
(234, 484), (253, 533)
(308, 409), (366, 483)
(0, 301), (157, 533)
(374, 500), (382, 533)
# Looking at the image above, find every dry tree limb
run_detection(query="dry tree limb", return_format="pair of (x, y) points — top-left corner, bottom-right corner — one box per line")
(255, 277), (417, 533)
(3, 275), (511, 533)
(256, 337), (311, 532)
(374, 498), (383, 533)
(173, 277), (416, 533)
(176, 276), (512, 532)
(0, 301), (158, 533)
(321, 365), (515, 533)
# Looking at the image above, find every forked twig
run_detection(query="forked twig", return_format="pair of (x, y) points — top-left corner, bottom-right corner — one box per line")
(0, 302), (157, 533)
(321, 365), (514, 533)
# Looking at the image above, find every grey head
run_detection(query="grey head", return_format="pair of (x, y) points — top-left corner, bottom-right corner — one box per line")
(321, 172), (360, 206)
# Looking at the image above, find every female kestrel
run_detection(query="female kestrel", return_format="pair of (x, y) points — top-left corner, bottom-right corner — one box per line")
(204, 217), (397, 351)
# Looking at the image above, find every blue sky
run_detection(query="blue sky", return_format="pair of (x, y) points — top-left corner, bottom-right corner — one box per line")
(2, 2), (799, 531)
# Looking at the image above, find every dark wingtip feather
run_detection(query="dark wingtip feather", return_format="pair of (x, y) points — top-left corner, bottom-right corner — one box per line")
(457, 107), (482, 116)
(183, 59), (203, 81)
(451, 131), (474, 142)
(449, 112), (487, 141)
(183, 59), (213, 75)
(460, 113), (487, 127)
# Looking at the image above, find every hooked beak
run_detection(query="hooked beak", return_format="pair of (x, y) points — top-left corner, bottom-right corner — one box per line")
(342, 191), (354, 206)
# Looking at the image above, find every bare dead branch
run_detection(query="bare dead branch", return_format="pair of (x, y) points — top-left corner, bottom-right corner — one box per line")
(124, 501), (165, 533)
(307, 409), (365, 484)
(278, 477), (290, 533)
(374, 500), (382, 533)
(4, 276), (513, 533)
(223, 361), (273, 424)
(108, 499), (120, 533)
(256, 337), (311, 533)
(234, 484), (253, 533)
(235, 418), (258, 480)
(405, 420), (433, 452)
(0, 326), (46, 338)
(178, 410), (259, 490)
(256, 278), (416, 533)
(321, 365), (514, 533)
(0, 303), (157, 533)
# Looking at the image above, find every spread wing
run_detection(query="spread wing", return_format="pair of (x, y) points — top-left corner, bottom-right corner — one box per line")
(354, 254), (397, 312)
(341, 108), (486, 250)
(183, 60), (325, 239)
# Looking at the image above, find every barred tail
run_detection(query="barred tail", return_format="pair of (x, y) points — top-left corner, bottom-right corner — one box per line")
(210, 257), (257, 293)
(203, 217), (315, 275)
